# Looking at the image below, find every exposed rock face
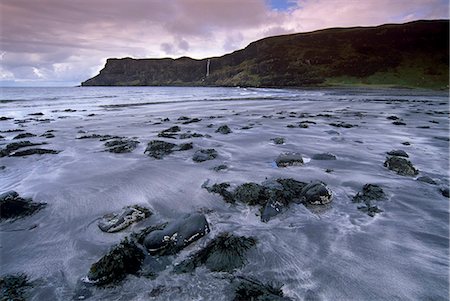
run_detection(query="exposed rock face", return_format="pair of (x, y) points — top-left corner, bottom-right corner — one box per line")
(384, 156), (419, 176)
(98, 205), (151, 233)
(0, 191), (46, 220)
(81, 21), (449, 89)
(143, 213), (210, 256)
(174, 233), (257, 273)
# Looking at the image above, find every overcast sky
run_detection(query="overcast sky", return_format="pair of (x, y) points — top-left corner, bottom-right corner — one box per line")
(0, 0), (448, 86)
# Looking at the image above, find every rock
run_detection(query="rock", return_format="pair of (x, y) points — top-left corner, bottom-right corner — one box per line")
(12, 133), (36, 140)
(77, 133), (120, 140)
(312, 153), (336, 160)
(0, 116), (13, 121)
(232, 277), (291, 301)
(329, 122), (355, 128)
(158, 126), (181, 139)
(0, 274), (32, 301)
(182, 118), (201, 124)
(177, 142), (193, 151)
(357, 204), (383, 217)
(233, 183), (267, 206)
(98, 205), (151, 233)
(0, 191), (46, 220)
(300, 182), (332, 205)
(441, 187), (449, 198)
(0, 141), (45, 157)
(174, 233), (257, 273)
(275, 152), (303, 167)
(387, 150), (409, 157)
(179, 132), (204, 139)
(212, 164), (228, 171)
(40, 133), (55, 138)
(86, 238), (144, 286)
(271, 137), (285, 144)
(386, 115), (399, 120)
(416, 176), (436, 185)
(193, 149), (218, 162)
(352, 184), (386, 203)
(384, 156), (418, 176)
(105, 139), (139, 153)
(392, 121), (406, 125)
(144, 140), (176, 159)
(216, 125), (232, 134)
(9, 148), (60, 157)
(203, 182), (234, 203)
(143, 213), (210, 256)
(401, 141), (411, 146)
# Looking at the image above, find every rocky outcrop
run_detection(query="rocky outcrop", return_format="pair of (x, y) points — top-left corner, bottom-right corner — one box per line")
(0, 191), (46, 220)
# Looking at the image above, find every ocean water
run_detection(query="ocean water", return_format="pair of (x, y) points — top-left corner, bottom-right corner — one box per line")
(0, 86), (448, 300)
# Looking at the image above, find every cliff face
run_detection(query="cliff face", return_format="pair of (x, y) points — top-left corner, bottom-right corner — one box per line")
(82, 20), (449, 89)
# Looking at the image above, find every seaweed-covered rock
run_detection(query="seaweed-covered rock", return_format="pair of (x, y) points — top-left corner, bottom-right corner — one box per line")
(300, 182), (332, 205)
(357, 204), (384, 217)
(232, 277), (291, 301)
(105, 139), (139, 153)
(144, 140), (177, 159)
(271, 137), (285, 145)
(179, 132), (204, 139)
(86, 238), (144, 286)
(177, 142), (193, 151)
(233, 183), (267, 206)
(158, 126), (181, 139)
(143, 213), (210, 256)
(174, 233), (257, 273)
(384, 156), (418, 176)
(13, 133), (36, 140)
(98, 205), (151, 233)
(0, 141), (45, 157)
(416, 176), (436, 185)
(329, 122), (355, 128)
(193, 149), (218, 162)
(212, 164), (228, 172)
(216, 125), (232, 134)
(0, 191), (46, 220)
(312, 153), (337, 160)
(275, 153), (303, 167)
(386, 150), (409, 157)
(203, 182), (234, 203)
(9, 148), (60, 157)
(182, 118), (201, 124)
(352, 184), (386, 203)
(0, 274), (32, 301)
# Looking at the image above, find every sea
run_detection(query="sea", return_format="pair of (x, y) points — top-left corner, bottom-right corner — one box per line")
(0, 86), (449, 300)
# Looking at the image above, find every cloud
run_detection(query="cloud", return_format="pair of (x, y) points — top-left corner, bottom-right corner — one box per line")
(0, 0), (448, 86)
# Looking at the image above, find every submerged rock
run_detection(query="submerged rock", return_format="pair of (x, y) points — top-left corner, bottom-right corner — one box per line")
(0, 274), (32, 301)
(416, 176), (436, 185)
(98, 205), (151, 233)
(352, 184), (386, 203)
(86, 238), (145, 286)
(145, 140), (176, 159)
(174, 233), (257, 273)
(232, 277), (291, 301)
(387, 150), (409, 157)
(212, 164), (228, 172)
(0, 191), (46, 220)
(143, 213), (210, 256)
(312, 153), (337, 160)
(300, 182), (332, 205)
(158, 126), (181, 139)
(193, 149), (218, 162)
(203, 182), (234, 203)
(357, 204), (383, 217)
(105, 139), (139, 153)
(9, 148), (60, 157)
(384, 156), (418, 176)
(275, 152), (303, 167)
(216, 125), (232, 134)
(271, 137), (285, 145)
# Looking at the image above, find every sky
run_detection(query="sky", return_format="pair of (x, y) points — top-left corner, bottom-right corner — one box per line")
(0, 0), (448, 87)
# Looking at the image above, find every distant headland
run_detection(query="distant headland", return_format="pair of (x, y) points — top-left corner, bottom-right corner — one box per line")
(82, 20), (449, 89)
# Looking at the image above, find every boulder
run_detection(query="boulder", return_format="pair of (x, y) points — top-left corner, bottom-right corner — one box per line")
(9, 148), (60, 157)
(271, 137), (285, 145)
(384, 156), (418, 176)
(143, 213), (210, 256)
(174, 233), (257, 273)
(0, 191), (46, 220)
(193, 149), (218, 162)
(386, 150), (409, 157)
(275, 153), (303, 167)
(312, 153), (337, 160)
(216, 125), (232, 134)
(144, 140), (176, 159)
(300, 182), (332, 205)
(98, 205), (151, 233)
(104, 139), (139, 153)
(352, 184), (386, 203)
(416, 176), (436, 185)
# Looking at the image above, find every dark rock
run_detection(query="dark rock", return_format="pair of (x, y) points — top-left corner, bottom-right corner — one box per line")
(203, 182), (234, 203)
(177, 142), (193, 151)
(64, 109), (76, 112)
(144, 140), (176, 159)
(357, 204), (383, 217)
(441, 187), (449, 198)
(271, 137), (285, 144)
(392, 121), (406, 125)
(10, 148), (60, 157)
(384, 156), (418, 176)
(0, 190), (46, 220)
(401, 141), (411, 146)
(386, 115), (399, 120)
(232, 277), (291, 301)
(275, 152), (303, 167)
(193, 149), (218, 162)
(177, 116), (190, 121)
(233, 183), (267, 206)
(416, 176), (436, 185)
(105, 139), (139, 153)
(179, 132), (204, 139)
(300, 182), (332, 205)
(0, 116), (13, 121)
(40, 133), (55, 138)
(182, 118), (201, 124)
(98, 205), (151, 233)
(13, 133), (36, 140)
(212, 164), (228, 171)
(158, 126), (181, 138)
(325, 168), (334, 173)
(329, 122), (355, 128)
(0, 274), (32, 301)
(77, 133), (120, 140)
(86, 238), (144, 286)
(352, 184), (386, 203)
(0, 141), (45, 157)
(312, 153), (336, 160)
(216, 125), (232, 134)
(387, 150), (409, 157)
(143, 213), (210, 256)
(28, 112), (44, 116)
(174, 233), (257, 273)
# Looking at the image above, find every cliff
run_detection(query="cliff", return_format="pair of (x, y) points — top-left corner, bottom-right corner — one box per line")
(82, 20), (449, 89)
